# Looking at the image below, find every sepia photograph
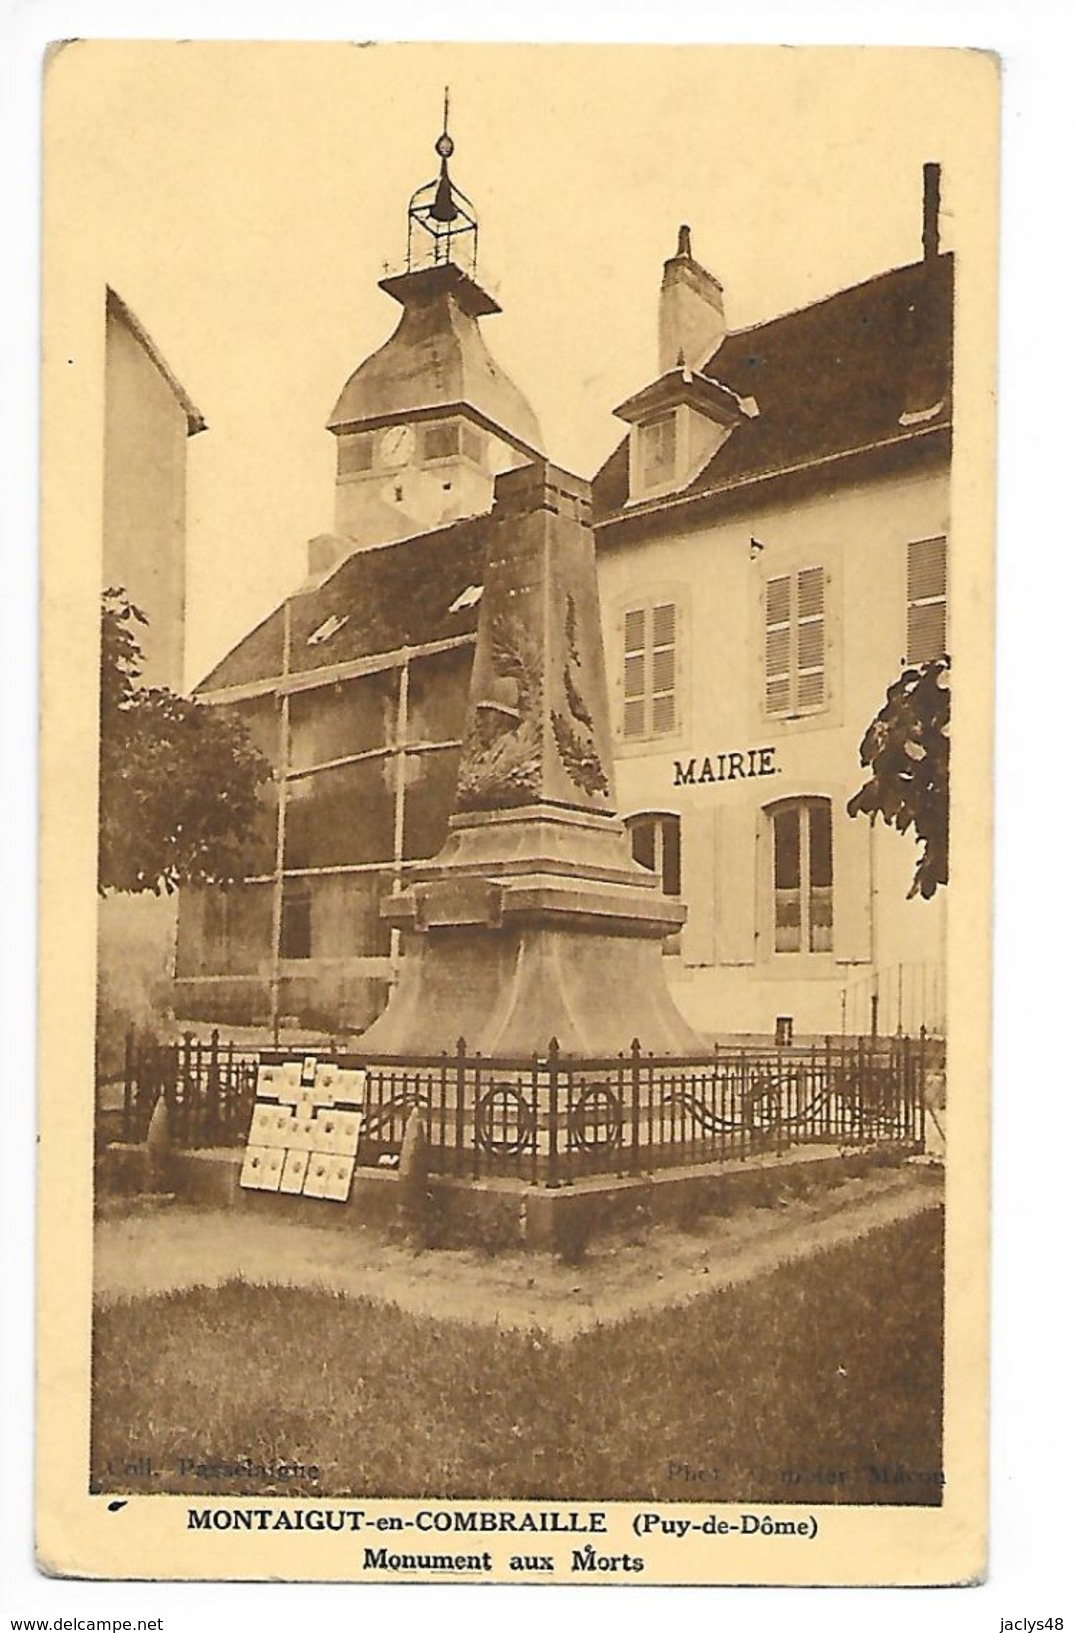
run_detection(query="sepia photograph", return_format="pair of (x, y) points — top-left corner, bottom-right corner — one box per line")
(34, 36), (999, 1587)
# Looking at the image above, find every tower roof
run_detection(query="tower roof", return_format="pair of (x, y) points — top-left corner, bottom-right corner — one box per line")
(327, 262), (543, 454)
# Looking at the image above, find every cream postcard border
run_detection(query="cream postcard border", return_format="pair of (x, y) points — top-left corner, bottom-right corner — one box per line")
(35, 39), (997, 1588)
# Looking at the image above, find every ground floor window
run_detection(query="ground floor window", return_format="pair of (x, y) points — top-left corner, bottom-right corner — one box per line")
(771, 798), (833, 953)
(626, 811), (682, 896)
(280, 881), (312, 960)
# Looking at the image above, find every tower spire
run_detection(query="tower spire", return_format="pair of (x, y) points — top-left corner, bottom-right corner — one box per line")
(402, 91), (478, 272)
(431, 86), (458, 224)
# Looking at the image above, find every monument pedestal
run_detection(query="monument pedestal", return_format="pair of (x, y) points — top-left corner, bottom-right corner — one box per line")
(359, 805), (699, 1056)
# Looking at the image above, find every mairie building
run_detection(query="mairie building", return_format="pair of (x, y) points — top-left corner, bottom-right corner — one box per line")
(174, 134), (951, 1045)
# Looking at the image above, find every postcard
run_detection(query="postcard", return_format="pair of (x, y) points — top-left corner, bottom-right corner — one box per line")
(36, 39), (997, 1586)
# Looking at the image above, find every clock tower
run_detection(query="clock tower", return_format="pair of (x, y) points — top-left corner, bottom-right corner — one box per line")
(322, 101), (543, 568)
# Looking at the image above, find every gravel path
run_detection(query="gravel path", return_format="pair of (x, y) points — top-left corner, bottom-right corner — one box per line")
(94, 1163), (943, 1338)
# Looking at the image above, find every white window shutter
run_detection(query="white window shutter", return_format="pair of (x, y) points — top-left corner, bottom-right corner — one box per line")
(906, 536), (947, 664)
(716, 802), (758, 965)
(680, 807), (716, 967)
(623, 607), (647, 737)
(764, 575), (792, 716)
(795, 567), (825, 710)
(833, 807), (872, 965)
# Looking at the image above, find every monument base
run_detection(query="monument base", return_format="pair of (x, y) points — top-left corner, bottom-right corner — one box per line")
(358, 805), (702, 1057)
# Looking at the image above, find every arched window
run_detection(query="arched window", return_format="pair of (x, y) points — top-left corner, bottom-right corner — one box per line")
(626, 812), (681, 897)
(770, 798), (833, 954)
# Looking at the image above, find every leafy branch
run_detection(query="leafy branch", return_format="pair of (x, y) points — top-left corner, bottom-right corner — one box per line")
(847, 657), (950, 900)
(98, 589), (272, 895)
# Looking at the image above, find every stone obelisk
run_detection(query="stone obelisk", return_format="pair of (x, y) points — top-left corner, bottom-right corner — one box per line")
(358, 460), (701, 1056)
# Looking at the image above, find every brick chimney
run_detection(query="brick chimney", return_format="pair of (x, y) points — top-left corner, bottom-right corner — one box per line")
(658, 225), (727, 373)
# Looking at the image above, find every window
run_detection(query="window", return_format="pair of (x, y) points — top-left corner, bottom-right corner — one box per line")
(202, 889), (230, 971)
(420, 422), (461, 462)
(623, 601), (677, 738)
(627, 813), (682, 955)
(461, 424), (485, 467)
(626, 812), (682, 896)
(280, 882), (312, 960)
(337, 432), (374, 476)
(765, 567), (826, 716)
(184, 883), (274, 977)
(639, 414), (676, 488)
(449, 583), (483, 615)
(771, 799), (833, 954)
(307, 612), (349, 647)
(907, 535), (947, 664)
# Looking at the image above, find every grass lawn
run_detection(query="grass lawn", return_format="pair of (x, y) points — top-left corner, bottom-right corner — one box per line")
(91, 1208), (943, 1506)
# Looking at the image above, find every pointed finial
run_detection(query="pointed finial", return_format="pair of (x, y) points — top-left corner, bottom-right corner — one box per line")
(431, 86), (459, 223)
(677, 224), (692, 258)
(435, 85), (454, 159)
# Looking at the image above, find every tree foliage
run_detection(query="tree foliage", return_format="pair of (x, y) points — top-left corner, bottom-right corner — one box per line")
(99, 589), (272, 896)
(847, 657), (950, 901)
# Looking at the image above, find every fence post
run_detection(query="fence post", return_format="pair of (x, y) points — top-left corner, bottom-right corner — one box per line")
(471, 1046), (482, 1181)
(206, 1028), (220, 1145)
(141, 1035), (156, 1139)
(805, 1043), (815, 1148)
(716, 1041), (726, 1164)
(918, 1024), (928, 1148)
(193, 1033), (205, 1147)
(175, 1032), (189, 1145)
(627, 1038), (641, 1175)
(455, 1037), (467, 1179)
(547, 1037), (561, 1189)
(223, 1036), (235, 1142)
(824, 1034), (832, 1144)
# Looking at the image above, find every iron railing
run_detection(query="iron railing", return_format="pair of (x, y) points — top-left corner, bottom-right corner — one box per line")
(841, 961), (946, 1039)
(120, 1028), (260, 1149)
(120, 1030), (926, 1183)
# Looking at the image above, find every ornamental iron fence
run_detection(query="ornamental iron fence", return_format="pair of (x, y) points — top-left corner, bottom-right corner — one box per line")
(119, 1028), (260, 1150)
(120, 1029), (926, 1183)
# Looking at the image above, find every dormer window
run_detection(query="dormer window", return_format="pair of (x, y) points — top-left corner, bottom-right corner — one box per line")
(640, 413), (677, 488)
(616, 373), (752, 505)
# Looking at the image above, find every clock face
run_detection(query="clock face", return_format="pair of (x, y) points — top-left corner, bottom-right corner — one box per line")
(377, 424), (415, 466)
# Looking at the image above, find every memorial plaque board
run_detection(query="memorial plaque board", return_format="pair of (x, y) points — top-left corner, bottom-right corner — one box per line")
(301, 1157), (331, 1200)
(278, 1150), (309, 1196)
(322, 1159), (356, 1203)
(238, 1145), (272, 1191)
